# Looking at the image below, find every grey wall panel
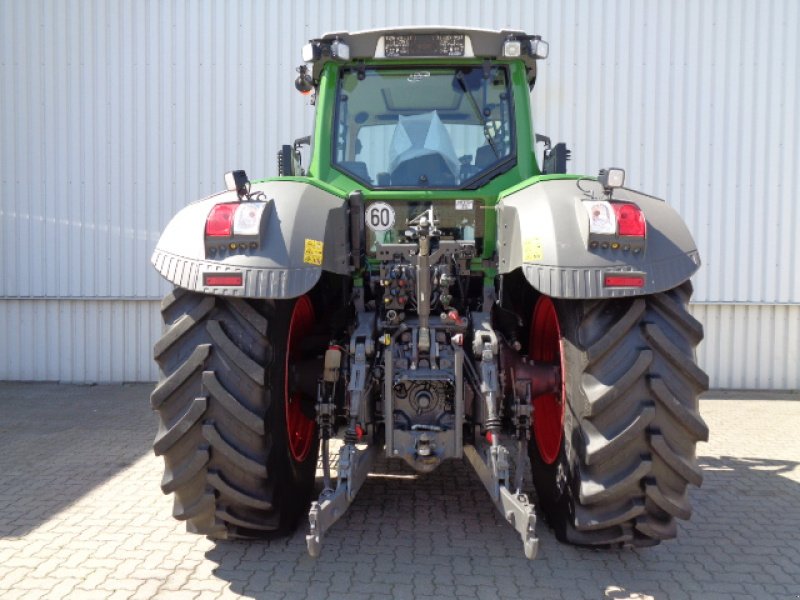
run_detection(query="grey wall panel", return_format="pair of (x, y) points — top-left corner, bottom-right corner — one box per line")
(691, 303), (800, 390)
(0, 299), (161, 382)
(1, 0), (798, 385)
(1, 299), (796, 389)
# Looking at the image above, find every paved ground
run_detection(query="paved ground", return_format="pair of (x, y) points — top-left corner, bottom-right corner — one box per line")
(0, 383), (798, 600)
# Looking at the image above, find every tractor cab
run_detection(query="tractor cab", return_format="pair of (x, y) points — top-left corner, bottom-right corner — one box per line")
(291, 28), (550, 192)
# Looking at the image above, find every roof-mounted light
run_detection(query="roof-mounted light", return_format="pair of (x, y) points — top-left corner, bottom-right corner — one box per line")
(530, 38), (549, 59)
(330, 38), (350, 60)
(301, 43), (319, 63)
(502, 39), (522, 57)
(302, 38), (350, 63)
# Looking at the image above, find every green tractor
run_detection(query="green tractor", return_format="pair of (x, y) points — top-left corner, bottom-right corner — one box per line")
(150, 27), (708, 558)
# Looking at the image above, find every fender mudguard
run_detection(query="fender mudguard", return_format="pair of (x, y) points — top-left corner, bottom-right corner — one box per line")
(151, 180), (349, 298)
(496, 178), (701, 298)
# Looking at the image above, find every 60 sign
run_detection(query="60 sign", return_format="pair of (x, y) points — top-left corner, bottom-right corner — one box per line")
(365, 202), (396, 232)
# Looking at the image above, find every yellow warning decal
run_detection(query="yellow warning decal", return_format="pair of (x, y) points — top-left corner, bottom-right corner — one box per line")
(303, 239), (324, 266)
(523, 237), (543, 262)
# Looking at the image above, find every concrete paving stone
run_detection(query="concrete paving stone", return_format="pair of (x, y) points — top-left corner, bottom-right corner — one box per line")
(130, 579), (163, 600)
(0, 567), (34, 589)
(0, 590), (37, 600)
(96, 577), (146, 592)
(158, 569), (197, 591)
(19, 592), (49, 600)
(2, 385), (800, 599)
(215, 587), (253, 600)
(182, 578), (229, 593)
(241, 592), (286, 600)
(151, 591), (200, 600)
(64, 589), (112, 600)
(12, 577), (60, 591)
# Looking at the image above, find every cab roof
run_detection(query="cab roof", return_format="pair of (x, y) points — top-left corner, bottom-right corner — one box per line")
(304, 26), (545, 86)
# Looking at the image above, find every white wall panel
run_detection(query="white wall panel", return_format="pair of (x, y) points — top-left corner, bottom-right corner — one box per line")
(691, 303), (800, 390)
(0, 299), (160, 382)
(1, 0), (798, 385)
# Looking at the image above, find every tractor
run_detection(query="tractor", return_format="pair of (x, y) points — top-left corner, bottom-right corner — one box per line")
(150, 27), (708, 558)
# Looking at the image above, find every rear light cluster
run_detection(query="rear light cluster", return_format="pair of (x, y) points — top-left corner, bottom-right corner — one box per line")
(203, 200), (268, 289)
(584, 200), (646, 238)
(205, 201), (267, 237)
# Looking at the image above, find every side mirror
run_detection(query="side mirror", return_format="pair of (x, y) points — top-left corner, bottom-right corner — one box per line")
(542, 142), (571, 175)
(277, 145), (294, 176)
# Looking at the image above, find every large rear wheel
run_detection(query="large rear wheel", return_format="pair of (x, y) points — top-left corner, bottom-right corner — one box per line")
(529, 281), (709, 546)
(151, 288), (319, 539)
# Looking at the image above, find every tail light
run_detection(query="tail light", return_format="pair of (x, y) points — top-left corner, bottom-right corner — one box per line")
(612, 202), (646, 237)
(205, 203), (238, 237)
(584, 200), (646, 238)
(205, 202), (267, 237)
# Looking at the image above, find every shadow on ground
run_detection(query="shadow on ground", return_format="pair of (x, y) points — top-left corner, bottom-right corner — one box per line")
(204, 452), (800, 599)
(0, 382), (155, 538)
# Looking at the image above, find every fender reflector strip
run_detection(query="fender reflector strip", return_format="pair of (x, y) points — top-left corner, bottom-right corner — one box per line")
(604, 275), (645, 288)
(204, 273), (243, 287)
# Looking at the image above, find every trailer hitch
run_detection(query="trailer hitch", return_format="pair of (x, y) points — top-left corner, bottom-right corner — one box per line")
(465, 322), (539, 559)
(464, 441), (539, 559)
(306, 440), (377, 557)
(307, 326), (376, 558)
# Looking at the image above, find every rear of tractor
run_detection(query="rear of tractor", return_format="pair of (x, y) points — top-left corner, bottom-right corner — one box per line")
(150, 27), (708, 558)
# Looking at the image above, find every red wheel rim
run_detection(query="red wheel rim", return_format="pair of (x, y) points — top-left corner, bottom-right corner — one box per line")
(285, 295), (315, 462)
(529, 296), (565, 465)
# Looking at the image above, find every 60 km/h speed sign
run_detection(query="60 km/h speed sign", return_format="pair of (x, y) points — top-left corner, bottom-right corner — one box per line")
(365, 202), (395, 232)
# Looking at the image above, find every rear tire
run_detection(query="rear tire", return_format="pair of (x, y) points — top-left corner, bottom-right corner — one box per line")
(529, 281), (709, 547)
(150, 288), (319, 539)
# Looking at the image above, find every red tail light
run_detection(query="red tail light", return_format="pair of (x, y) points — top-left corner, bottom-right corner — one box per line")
(611, 202), (646, 237)
(205, 203), (238, 237)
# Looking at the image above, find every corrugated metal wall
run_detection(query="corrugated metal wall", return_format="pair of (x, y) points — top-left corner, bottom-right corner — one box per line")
(1, 0), (798, 387)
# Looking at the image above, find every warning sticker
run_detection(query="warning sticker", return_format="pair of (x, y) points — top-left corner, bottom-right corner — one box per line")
(523, 237), (543, 262)
(303, 239), (324, 266)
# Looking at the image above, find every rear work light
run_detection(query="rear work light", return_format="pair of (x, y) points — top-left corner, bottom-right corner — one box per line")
(205, 202), (267, 237)
(612, 202), (646, 237)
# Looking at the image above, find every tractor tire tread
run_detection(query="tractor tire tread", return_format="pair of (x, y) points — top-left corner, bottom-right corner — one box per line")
(530, 280), (708, 548)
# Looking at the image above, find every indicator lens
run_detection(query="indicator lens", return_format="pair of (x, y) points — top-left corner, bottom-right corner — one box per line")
(205, 203), (237, 237)
(612, 203), (646, 237)
(204, 273), (243, 287)
(604, 275), (645, 288)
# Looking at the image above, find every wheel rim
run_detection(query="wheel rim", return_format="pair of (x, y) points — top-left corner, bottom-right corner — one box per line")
(529, 296), (565, 465)
(285, 295), (316, 462)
